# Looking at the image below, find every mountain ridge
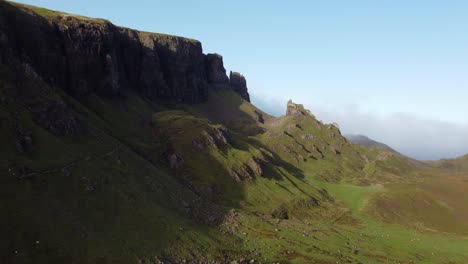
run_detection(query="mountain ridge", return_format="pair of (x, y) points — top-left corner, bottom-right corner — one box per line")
(1, 0), (249, 107)
(2, 2), (468, 263)
(346, 134), (398, 153)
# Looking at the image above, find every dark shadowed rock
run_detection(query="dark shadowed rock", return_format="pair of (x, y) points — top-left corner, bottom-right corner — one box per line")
(247, 158), (264, 177)
(254, 110), (264, 123)
(0, 1), (250, 105)
(206, 53), (229, 85)
(168, 152), (184, 170)
(229, 71), (250, 102)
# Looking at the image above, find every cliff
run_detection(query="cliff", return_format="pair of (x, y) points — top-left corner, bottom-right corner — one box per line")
(0, 1), (250, 104)
(0, 2), (439, 264)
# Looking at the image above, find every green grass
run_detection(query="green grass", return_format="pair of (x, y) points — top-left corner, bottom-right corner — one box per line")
(8, 1), (108, 23)
(2, 2), (468, 263)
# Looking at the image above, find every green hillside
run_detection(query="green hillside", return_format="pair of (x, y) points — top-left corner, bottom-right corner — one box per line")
(1, 2), (468, 263)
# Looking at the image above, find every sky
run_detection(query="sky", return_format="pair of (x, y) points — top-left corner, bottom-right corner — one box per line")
(12, 0), (468, 160)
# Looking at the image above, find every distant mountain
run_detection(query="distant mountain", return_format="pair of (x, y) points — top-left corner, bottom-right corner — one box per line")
(431, 154), (468, 171)
(346, 134), (398, 153)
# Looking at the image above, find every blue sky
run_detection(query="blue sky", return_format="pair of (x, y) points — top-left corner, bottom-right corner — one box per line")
(12, 0), (468, 160)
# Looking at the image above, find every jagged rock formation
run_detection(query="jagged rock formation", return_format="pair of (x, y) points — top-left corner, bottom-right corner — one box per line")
(206, 53), (229, 85)
(286, 99), (312, 116)
(1, 3), (441, 264)
(229, 71), (250, 102)
(0, 1), (249, 105)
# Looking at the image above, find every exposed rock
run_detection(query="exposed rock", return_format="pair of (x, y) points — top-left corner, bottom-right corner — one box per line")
(104, 53), (119, 94)
(0, 1), (249, 105)
(168, 152), (184, 170)
(192, 127), (231, 150)
(253, 110), (264, 123)
(229, 170), (242, 182)
(331, 147), (341, 155)
(247, 158), (264, 177)
(206, 53), (229, 85)
(229, 71), (250, 102)
(286, 99), (312, 116)
(272, 205), (289, 219)
(300, 133), (314, 140)
(212, 127), (231, 146)
(144, 34), (209, 103)
(234, 164), (254, 180)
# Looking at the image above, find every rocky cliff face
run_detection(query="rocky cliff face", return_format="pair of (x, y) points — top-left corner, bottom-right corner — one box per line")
(205, 53), (229, 85)
(0, 1), (249, 104)
(229, 71), (250, 102)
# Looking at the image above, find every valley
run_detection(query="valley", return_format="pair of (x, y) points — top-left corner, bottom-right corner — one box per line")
(1, 1), (468, 263)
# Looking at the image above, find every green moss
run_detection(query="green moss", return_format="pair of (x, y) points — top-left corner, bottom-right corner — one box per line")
(9, 1), (108, 23)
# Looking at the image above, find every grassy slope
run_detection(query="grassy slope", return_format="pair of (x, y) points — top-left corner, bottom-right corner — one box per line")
(8, 1), (108, 23)
(185, 90), (468, 263)
(3, 70), (468, 263)
(2, 2), (468, 263)
(0, 68), (234, 263)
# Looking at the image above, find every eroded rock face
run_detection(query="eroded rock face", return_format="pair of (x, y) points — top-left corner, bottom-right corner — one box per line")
(206, 53), (229, 85)
(254, 110), (264, 123)
(0, 1), (250, 105)
(192, 127), (231, 150)
(229, 71), (250, 102)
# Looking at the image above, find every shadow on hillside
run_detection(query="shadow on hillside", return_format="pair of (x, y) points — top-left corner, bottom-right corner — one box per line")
(189, 88), (306, 178)
(0, 2), (314, 262)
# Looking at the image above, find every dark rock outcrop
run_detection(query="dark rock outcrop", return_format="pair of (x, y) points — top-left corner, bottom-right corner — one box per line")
(253, 110), (264, 123)
(206, 53), (229, 85)
(229, 71), (250, 102)
(0, 1), (250, 107)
